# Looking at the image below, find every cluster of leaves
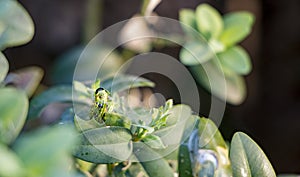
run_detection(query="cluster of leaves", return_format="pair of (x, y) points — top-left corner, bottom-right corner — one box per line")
(27, 76), (285, 177)
(179, 4), (254, 104)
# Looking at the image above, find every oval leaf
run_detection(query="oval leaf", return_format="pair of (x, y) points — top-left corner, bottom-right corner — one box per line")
(219, 12), (255, 47)
(13, 126), (77, 177)
(133, 143), (174, 177)
(28, 85), (90, 120)
(195, 4), (223, 39)
(190, 61), (247, 105)
(230, 132), (276, 177)
(0, 143), (24, 177)
(0, 0), (34, 49)
(0, 52), (8, 83)
(180, 40), (214, 65)
(0, 88), (28, 144)
(179, 9), (197, 31)
(178, 144), (193, 177)
(50, 45), (123, 84)
(73, 126), (133, 163)
(142, 134), (166, 149)
(5, 66), (44, 97)
(218, 46), (252, 75)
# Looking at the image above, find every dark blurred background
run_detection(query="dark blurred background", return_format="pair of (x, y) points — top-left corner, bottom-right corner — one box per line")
(4, 0), (300, 173)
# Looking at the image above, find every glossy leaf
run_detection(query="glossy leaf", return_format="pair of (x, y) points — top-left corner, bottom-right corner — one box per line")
(230, 132), (276, 177)
(195, 4), (223, 39)
(73, 126), (133, 163)
(178, 144), (193, 177)
(74, 115), (104, 132)
(0, 143), (24, 177)
(198, 118), (227, 150)
(218, 46), (252, 75)
(0, 88), (28, 144)
(142, 134), (166, 149)
(0, 0), (34, 49)
(179, 9), (197, 31)
(0, 52), (8, 83)
(101, 75), (155, 93)
(219, 12), (255, 47)
(180, 40), (214, 65)
(28, 85), (91, 120)
(133, 143), (174, 177)
(190, 61), (246, 105)
(4, 66), (44, 97)
(13, 126), (77, 177)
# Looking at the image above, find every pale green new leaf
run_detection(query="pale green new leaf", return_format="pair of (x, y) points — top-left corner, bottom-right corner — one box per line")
(180, 40), (214, 65)
(179, 9), (198, 31)
(0, 52), (8, 83)
(0, 0), (34, 49)
(195, 4), (223, 39)
(219, 12), (255, 47)
(0, 143), (24, 177)
(218, 46), (252, 75)
(230, 132), (276, 177)
(0, 88), (28, 144)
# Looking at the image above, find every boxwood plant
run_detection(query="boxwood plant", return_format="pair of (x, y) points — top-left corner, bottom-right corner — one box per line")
(0, 0), (299, 177)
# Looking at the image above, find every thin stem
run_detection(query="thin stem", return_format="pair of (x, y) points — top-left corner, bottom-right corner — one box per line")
(83, 0), (103, 43)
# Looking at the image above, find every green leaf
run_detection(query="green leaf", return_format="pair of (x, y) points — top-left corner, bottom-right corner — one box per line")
(73, 126), (133, 163)
(0, 143), (24, 177)
(230, 132), (276, 177)
(5, 66), (44, 97)
(101, 75), (155, 93)
(178, 144), (193, 177)
(195, 4), (223, 39)
(0, 52), (8, 83)
(50, 46), (123, 84)
(13, 126), (77, 177)
(0, 87), (28, 144)
(218, 46), (252, 75)
(28, 85), (91, 120)
(219, 12), (255, 47)
(74, 115), (104, 132)
(133, 143), (174, 177)
(179, 9), (198, 31)
(190, 61), (246, 105)
(198, 118), (227, 150)
(180, 40), (214, 65)
(0, 0), (34, 49)
(142, 134), (166, 149)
